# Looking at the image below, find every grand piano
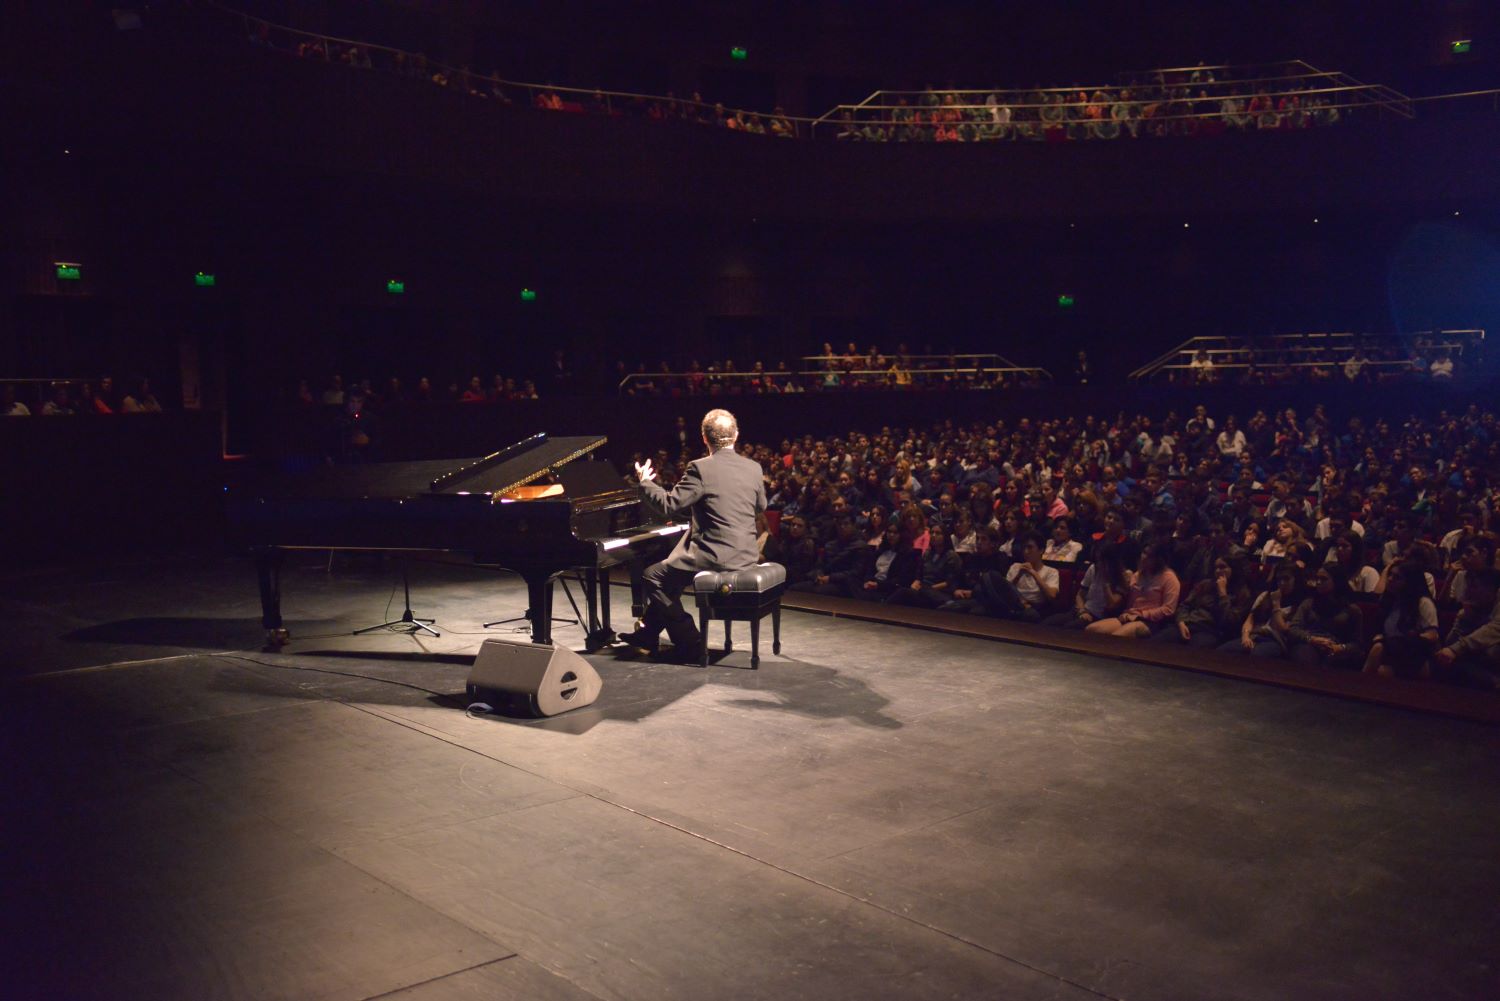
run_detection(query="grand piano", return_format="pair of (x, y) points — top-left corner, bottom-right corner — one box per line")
(227, 433), (686, 648)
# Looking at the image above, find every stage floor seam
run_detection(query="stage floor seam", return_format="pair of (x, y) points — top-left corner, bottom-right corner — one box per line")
(355, 955), (527, 1001)
(335, 696), (1128, 1001)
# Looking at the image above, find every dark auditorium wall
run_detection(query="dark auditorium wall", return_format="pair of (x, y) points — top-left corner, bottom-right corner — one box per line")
(4, 8), (1500, 413)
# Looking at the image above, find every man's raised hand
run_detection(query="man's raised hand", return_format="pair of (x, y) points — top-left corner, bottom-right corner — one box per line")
(634, 458), (657, 483)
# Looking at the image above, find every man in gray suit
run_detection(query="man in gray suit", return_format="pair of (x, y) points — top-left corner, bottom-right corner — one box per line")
(619, 408), (767, 660)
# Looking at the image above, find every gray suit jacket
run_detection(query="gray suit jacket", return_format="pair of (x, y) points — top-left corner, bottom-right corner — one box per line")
(639, 448), (767, 572)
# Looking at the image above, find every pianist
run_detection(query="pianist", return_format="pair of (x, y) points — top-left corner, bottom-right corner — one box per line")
(620, 408), (767, 661)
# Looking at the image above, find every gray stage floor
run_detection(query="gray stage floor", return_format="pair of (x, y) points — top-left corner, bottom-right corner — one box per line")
(3, 553), (1498, 1001)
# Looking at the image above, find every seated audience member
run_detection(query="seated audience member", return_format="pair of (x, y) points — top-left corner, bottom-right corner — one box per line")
(1433, 570), (1500, 690)
(1374, 547), (1439, 599)
(1264, 479), (1308, 526)
(1085, 541), (1180, 638)
(896, 502), (931, 552)
(1220, 565), (1301, 657)
(75, 382), (102, 415)
(1438, 507), (1482, 564)
(886, 524), (963, 608)
(1442, 537), (1497, 604)
(1037, 480), (1069, 521)
(1089, 507), (1131, 554)
(1260, 518), (1309, 565)
(792, 516), (866, 596)
(938, 528), (1008, 613)
(120, 378), (163, 413)
(1151, 555), (1250, 648)
(853, 523), (921, 600)
(1313, 500), (1364, 541)
(1282, 567), (1364, 668)
(1362, 562), (1440, 678)
(993, 510), (1024, 562)
(40, 384), (75, 415)
(1043, 541), (1129, 629)
(2, 384), (30, 416)
(94, 375), (116, 413)
(460, 376), (486, 402)
(1042, 519), (1083, 563)
(1216, 416), (1246, 458)
(763, 515), (818, 587)
(1379, 516), (1417, 567)
(980, 534), (1059, 622)
(1327, 531), (1380, 593)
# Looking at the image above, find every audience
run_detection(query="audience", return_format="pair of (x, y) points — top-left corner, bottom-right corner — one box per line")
(627, 398), (1500, 693)
(835, 67), (1352, 143)
(241, 15), (1377, 149)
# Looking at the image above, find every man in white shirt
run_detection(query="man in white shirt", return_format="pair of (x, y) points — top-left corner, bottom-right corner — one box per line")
(1314, 512), (1364, 540)
(1430, 354), (1455, 379)
(983, 536), (1059, 623)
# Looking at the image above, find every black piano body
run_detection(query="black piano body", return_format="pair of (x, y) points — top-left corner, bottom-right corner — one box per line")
(227, 433), (686, 648)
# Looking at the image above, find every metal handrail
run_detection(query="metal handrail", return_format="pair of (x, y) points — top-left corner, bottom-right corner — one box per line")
(798, 353), (1007, 363)
(866, 79), (1360, 103)
(1130, 329), (1485, 381)
(617, 365), (1050, 393)
(216, 2), (817, 133)
(843, 84), (1392, 111)
(1157, 359), (1449, 370)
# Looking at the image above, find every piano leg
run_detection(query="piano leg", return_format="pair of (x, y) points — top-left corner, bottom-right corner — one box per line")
(255, 548), (290, 647)
(583, 566), (615, 652)
(525, 573), (553, 645)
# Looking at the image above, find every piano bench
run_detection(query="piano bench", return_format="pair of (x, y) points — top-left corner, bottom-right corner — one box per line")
(692, 563), (787, 669)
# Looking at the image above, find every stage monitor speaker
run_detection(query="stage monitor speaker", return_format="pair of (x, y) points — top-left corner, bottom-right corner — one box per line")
(467, 638), (602, 716)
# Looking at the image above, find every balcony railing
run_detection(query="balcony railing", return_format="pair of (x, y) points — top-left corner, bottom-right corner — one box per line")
(1129, 329), (1485, 382)
(214, 2), (813, 138)
(205, 6), (1453, 147)
(811, 60), (1413, 141)
(617, 354), (1051, 394)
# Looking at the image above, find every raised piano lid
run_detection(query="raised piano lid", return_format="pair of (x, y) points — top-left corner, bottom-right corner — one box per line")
(428, 433), (608, 498)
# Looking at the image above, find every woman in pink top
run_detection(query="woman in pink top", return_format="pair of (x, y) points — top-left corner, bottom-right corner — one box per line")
(1085, 541), (1181, 639)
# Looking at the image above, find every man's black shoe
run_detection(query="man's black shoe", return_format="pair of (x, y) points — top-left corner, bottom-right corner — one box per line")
(662, 643), (704, 665)
(614, 628), (659, 654)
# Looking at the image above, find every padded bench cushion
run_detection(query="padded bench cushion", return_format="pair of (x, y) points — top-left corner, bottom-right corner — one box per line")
(693, 563), (787, 596)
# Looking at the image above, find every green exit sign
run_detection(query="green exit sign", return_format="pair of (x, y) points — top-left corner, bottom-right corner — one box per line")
(195, 272), (216, 287)
(386, 279), (405, 294)
(1057, 293), (1075, 308)
(1452, 39), (1472, 54)
(55, 263), (81, 281)
(730, 46), (747, 61)
(520, 288), (537, 302)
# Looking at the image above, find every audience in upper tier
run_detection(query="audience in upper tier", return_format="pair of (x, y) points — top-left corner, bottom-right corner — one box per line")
(259, 334), (1472, 415)
(1153, 333), (1479, 386)
(834, 68), (1349, 143)
(3, 376), (158, 416)
(629, 403), (1500, 693)
(245, 15), (1365, 146)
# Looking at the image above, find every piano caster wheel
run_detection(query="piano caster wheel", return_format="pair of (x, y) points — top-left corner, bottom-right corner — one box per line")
(266, 628), (291, 650)
(772, 641), (781, 655)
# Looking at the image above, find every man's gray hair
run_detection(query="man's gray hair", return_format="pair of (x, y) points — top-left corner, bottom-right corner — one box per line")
(701, 409), (739, 450)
